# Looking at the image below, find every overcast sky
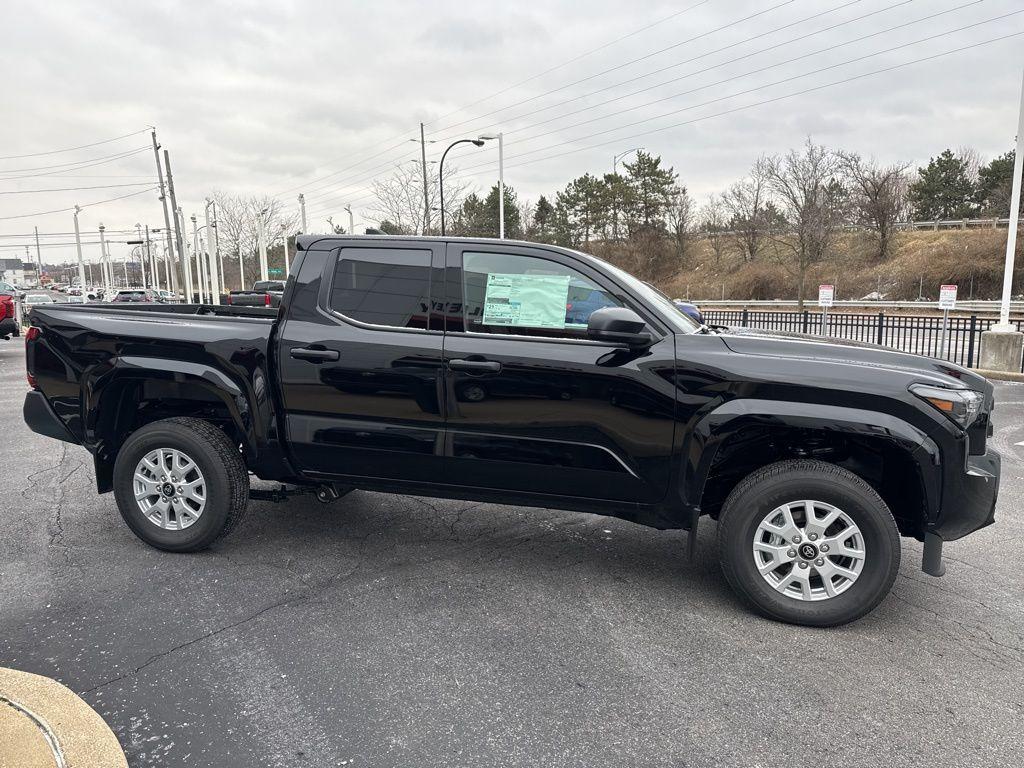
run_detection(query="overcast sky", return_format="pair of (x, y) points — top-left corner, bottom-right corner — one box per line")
(2, 0), (1022, 267)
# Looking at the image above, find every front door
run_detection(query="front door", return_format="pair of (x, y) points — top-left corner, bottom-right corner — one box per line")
(276, 241), (447, 483)
(441, 242), (676, 504)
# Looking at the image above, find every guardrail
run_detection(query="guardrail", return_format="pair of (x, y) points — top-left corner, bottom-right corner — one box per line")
(695, 299), (1024, 314)
(703, 308), (1024, 372)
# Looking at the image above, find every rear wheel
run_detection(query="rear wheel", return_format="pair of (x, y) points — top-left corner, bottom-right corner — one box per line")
(717, 459), (900, 627)
(113, 417), (249, 552)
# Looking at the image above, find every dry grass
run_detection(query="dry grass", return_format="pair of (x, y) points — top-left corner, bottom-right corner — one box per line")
(658, 229), (1023, 302)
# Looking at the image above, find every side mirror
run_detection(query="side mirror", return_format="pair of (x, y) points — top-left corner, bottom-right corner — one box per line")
(587, 307), (652, 348)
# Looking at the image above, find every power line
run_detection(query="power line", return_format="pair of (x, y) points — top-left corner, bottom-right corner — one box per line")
(0, 186), (157, 221)
(0, 128), (152, 161)
(429, 0), (800, 136)
(0, 146), (152, 175)
(456, 13), (1024, 174)
(459, 32), (1024, 180)
(0, 182), (156, 195)
(0, 148), (152, 181)
(428, 0), (714, 124)
(475, 3), (1014, 158)
(429, 0), (915, 147)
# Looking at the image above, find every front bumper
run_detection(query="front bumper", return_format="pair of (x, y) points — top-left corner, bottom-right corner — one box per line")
(931, 448), (1000, 541)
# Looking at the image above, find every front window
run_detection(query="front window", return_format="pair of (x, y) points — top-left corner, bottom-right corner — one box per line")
(460, 251), (622, 340)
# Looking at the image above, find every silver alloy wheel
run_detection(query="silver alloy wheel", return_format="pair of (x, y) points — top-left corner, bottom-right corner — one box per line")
(133, 448), (207, 530)
(752, 500), (866, 601)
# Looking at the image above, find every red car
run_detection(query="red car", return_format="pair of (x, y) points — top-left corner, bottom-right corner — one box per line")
(0, 281), (19, 339)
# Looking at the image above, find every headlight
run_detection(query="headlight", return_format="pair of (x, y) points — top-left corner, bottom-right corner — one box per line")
(910, 384), (985, 429)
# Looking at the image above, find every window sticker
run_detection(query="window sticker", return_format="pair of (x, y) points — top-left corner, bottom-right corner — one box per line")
(481, 272), (571, 329)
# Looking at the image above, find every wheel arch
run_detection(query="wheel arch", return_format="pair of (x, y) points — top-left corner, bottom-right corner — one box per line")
(682, 399), (940, 539)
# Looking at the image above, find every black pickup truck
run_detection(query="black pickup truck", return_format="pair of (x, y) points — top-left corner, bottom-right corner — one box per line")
(227, 280), (285, 307)
(23, 236), (1000, 626)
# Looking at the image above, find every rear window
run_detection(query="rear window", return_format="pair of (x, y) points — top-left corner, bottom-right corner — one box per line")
(253, 281), (284, 292)
(328, 247), (431, 329)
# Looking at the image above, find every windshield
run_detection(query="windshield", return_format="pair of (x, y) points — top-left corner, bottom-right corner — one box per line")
(569, 250), (701, 333)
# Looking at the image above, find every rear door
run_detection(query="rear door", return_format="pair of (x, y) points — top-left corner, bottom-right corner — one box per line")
(440, 242), (676, 504)
(276, 241), (447, 483)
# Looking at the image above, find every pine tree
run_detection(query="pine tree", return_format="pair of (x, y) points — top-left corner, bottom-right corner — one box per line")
(976, 151), (1022, 216)
(908, 150), (977, 220)
(532, 195), (555, 241)
(622, 151), (677, 233)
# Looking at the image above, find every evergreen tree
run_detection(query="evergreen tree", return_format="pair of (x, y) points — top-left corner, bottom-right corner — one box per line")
(908, 150), (977, 220)
(557, 174), (606, 245)
(532, 195), (555, 241)
(976, 151), (1022, 216)
(622, 151), (677, 233)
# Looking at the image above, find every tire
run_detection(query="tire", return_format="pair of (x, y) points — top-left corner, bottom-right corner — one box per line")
(717, 459), (900, 627)
(113, 417), (249, 552)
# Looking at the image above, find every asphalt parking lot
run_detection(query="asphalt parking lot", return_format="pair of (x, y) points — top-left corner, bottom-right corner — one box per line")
(1, 338), (1022, 768)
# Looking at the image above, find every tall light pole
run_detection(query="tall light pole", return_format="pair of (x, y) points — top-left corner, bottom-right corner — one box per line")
(257, 206), (269, 283)
(411, 124), (434, 234)
(205, 198), (221, 300)
(344, 204), (354, 236)
(98, 223), (111, 295)
(298, 193), (307, 233)
(145, 225), (155, 291)
(439, 138), (485, 236)
(981, 67), (1024, 372)
(479, 134), (505, 238)
(191, 214), (206, 303)
(72, 205), (86, 290)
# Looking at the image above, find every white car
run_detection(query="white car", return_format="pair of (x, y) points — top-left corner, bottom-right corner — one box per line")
(23, 293), (55, 306)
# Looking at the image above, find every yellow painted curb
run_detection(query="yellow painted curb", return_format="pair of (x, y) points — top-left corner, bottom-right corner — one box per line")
(0, 668), (127, 768)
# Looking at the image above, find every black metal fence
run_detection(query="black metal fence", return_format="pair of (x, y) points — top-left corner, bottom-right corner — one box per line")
(702, 309), (1024, 372)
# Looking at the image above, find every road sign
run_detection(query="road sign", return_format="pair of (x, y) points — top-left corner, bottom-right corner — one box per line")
(268, 268), (284, 276)
(939, 284), (958, 310)
(818, 285), (834, 308)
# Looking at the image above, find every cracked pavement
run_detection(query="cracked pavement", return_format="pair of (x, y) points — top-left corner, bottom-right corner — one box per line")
(1, 340), (1023, 767)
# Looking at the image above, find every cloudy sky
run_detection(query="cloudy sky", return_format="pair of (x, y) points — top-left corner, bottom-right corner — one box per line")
(1, 0), (1022, 267)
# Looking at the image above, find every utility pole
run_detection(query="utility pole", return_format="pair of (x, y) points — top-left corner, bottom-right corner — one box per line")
(283, 234), (290, 277)
(163, 149), (187, 294)
(151, 130), (178, 293)
(33, 226), (44, 283)
(176, 206), (193, 301)
(72, 205), (86, 290)
(98, 223), (111, 295)
(980, 67), (1024, 372)
(420, 122), (430, 235)
(345, 204), (354, 236)
(298, 193), (307, 233)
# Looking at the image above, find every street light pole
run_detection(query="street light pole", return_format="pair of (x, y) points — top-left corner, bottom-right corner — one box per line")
(98, 223), (111, 295)
(439, 138), (485, 236)
(205, 199), (220, 300)
(257, 207), (269, 282)
(191, 214), (206, 303)
(479, 134), (505, 238)
(298, 193), (307, 233)
(344, 204), (354, 236)
(72, 205), (86, 290)
(420, 123), (431, 234)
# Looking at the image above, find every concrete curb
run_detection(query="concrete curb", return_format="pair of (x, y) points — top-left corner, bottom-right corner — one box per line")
(974, 368), (1024, 383)
(0, 668), (126, 768)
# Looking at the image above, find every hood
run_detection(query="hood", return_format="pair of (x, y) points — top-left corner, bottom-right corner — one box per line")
(718, 326), (990, 391)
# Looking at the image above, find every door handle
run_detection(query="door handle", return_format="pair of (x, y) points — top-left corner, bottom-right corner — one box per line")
(290, 346), (340, 362)
(448, 358), (501, 373)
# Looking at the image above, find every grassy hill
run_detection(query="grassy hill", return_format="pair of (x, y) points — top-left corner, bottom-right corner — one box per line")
(655, 228), (1023, 303)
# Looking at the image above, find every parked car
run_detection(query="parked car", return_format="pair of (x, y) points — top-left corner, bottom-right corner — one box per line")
(671, 299), (704, 324)
(22, 293), (55, 307)
(111, 289), (163, 303)
(0, 281), (18, 339)
(228, 280), (285, 307)
(155, 289), (180, 303)
(64, 295), (89, 304)
(23, 235), (1001, 627)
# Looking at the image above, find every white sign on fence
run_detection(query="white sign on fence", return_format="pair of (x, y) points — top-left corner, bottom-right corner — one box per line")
(939, 284), (958, 310)
(818, 284), (835, 308)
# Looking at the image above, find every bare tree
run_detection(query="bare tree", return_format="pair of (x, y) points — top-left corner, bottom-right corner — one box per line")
(721, 158), (773, 262)
(665, 185), (695, 263)
(764, 139), (846, 309)
(840, 152), (909, 261)
(211, 192), (298, 290)
(370, 159), (470, 234)
(700, 196), (730, 269)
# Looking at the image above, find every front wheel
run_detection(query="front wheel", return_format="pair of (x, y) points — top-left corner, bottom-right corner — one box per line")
(717, 459), (900, 627)
(113, 417), (250, 552)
